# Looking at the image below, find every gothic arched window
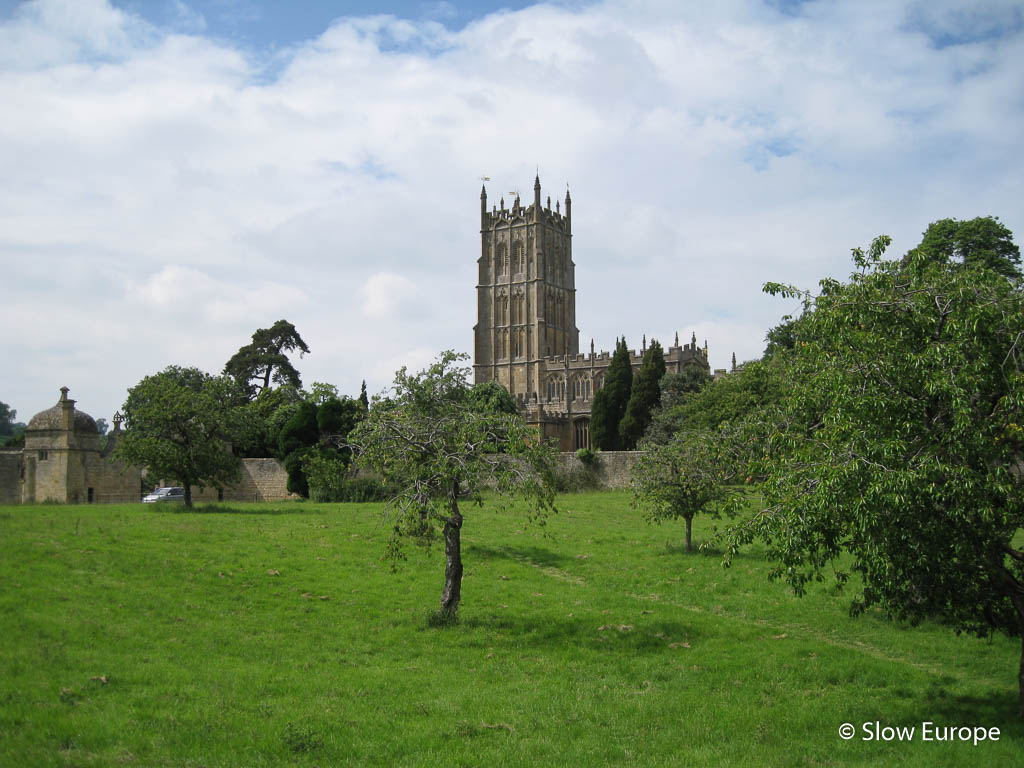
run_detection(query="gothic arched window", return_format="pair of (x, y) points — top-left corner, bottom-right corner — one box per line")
(513, 240), (525, 274)
(496, 243), (508, 276)
(574, 418), (590, 450)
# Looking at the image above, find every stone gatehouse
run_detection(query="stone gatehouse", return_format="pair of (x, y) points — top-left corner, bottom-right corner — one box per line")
(2, 387), (143, 504)
(0, 388), (294, 504)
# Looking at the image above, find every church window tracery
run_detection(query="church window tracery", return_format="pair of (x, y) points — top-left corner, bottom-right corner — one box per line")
(496, 242), (508, 276)
(574, 418), (590, 450)
(571, 375), (592, 401)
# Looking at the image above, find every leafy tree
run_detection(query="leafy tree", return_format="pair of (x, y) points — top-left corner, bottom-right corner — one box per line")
(359, 380), (369, 413)
(306, 381), (339, 406)
(763, 315), (799, 358)
(633, 428), (742, 552)
(318, 396), (364, 466)
(720, 236), (1024, 716)
(904, 216), (1022, 279)
(645, 359), (779, 445)
(279, 400), (319, 496)
(301, 451), (349, 502)
(240, 384), (303, 458)
(589, 337), (633, 451)
(277, 394), (365, 497)
(660, 365), (711, 408)
(94, 417), (111, 451)
(348, 351), (556, 619)
(0, 401), (15, 436)
(115, 366), (255, 507)
(224, 319), (310, 399)
(620, 340), (666, 449)
(317, 396), (363, 439)
(467, 380), (519, 416)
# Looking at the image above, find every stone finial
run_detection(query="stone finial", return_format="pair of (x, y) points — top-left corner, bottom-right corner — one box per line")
(547, 195), (551, 210)
(691, 331), (697, 346)
(590, 338), (595, 354)
(731, 352), (737, 371)
(642, 334), (647, 352)
(674, 331), (679, 346)
(60, 386), (70, 402)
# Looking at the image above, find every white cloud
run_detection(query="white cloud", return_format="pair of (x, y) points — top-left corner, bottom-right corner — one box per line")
(360, 272), (420, 319)
(1, 0), (1022, 422)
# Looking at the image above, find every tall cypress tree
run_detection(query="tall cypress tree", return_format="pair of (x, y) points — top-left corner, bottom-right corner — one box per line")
(620, 339), (666, 449)
(589, 337), (634, 451)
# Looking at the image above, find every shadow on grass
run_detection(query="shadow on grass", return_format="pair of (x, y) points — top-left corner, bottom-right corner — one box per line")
(465, 542), (573, 569)
(890, 690), (1024, 741)
(656, 540), (759, 562)
(167, 504), (319, 516)
(452, 612), (705, 655)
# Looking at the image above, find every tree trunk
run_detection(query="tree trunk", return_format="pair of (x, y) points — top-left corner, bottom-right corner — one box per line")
(1018, 633), (1023, 719)
(184, 484), (192, 508)
(1014, 593), (1024, 719)
(440, 500), (463, 617)
(997, 567), (1024, 719)
(685, 515), (693, 553)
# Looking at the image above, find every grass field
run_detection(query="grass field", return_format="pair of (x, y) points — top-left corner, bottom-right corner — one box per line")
(0, 491), (1020, 766)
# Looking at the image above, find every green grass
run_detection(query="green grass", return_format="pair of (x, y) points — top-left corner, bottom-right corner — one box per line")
(0, 492), (1020, 766)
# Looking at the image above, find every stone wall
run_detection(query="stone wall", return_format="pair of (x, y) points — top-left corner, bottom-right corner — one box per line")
(233, 458), (294, 502)
(186, 458), (294, 503)
(0, 451), (22, 504)
(86, 453), (144, 504)
(1, 447), (636, 504)
(555, 450), (641, 489)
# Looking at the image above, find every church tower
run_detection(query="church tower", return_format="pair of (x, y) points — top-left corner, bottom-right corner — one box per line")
(473, 176), (578, 401)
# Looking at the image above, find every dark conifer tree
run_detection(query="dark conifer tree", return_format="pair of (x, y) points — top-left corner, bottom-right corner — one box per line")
(589, 337), (634, 450)
(359, 380), (369, 412)
(224, 319), (310, 400)
(278, 400), (319, 497)
(620, 339), (666, 449)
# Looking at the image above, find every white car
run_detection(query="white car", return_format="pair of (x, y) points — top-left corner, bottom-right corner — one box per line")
(142, 486), (185, 504)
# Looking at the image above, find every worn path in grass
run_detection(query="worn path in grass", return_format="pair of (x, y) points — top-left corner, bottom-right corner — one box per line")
(0, 492), (1020, 766)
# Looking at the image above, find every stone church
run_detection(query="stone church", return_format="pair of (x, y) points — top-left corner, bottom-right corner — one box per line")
(474, 176), (710, 450)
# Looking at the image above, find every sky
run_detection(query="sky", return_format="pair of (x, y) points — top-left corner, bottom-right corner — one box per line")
(2, 0), (1023, 425)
